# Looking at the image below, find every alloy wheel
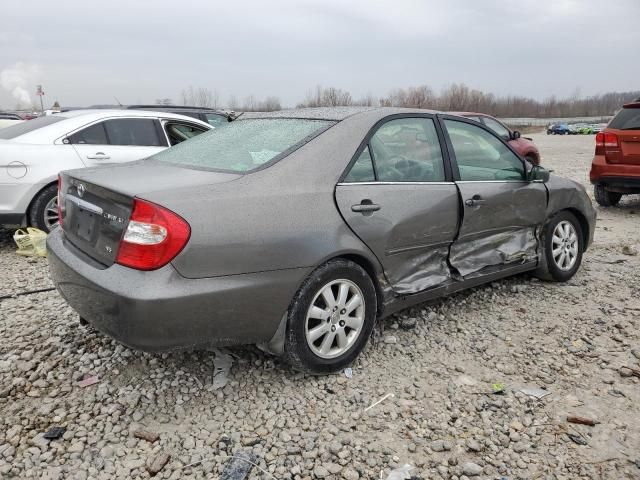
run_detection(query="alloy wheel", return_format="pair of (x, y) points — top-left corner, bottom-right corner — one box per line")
(305, 279), (365, 359)
(44, 196), (59, 231)
(551, 220), (578, 271)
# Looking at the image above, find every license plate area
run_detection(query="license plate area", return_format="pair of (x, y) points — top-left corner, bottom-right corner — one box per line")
(66, 195), (103, 244)
(75, 208), (98, 242)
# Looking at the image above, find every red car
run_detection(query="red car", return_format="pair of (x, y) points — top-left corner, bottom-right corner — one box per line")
(590, 99), (640, 206)
(453, 112), (541, 165)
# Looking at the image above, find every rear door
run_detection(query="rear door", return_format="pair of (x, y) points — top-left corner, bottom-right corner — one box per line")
(440, 115), (547, 277)
(68, 117), (167, 166)
(335, 115), (460, 294)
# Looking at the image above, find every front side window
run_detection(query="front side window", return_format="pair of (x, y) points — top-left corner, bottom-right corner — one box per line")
(444, 120), (524, 181)
(481, 117), (511, 140)
(368, 117), (446, 182)
(205, 113), (228, 127)
(152, 118), (334, 173)
(104, 118), (163, 146)
(68, 122), (108, 145)
(164, 122), (208, 146)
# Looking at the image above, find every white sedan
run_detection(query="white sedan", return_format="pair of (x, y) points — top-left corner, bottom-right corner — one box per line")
(0, 110), (211, 232)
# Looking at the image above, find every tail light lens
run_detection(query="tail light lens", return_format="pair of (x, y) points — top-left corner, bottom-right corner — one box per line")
(595, 132), (604, 147)
(115, 198), (190, 271)
(604, 132), (619, 148)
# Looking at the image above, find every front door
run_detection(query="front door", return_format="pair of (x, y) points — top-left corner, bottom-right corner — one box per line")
(441, 116), (547, 277)
(335, 116), (460, 294)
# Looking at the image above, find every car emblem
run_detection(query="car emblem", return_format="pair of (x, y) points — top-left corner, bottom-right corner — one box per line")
(77, 184), (86, 198)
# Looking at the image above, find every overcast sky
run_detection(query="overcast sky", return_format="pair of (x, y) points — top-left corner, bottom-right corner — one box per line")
(1, 0), (638, 109)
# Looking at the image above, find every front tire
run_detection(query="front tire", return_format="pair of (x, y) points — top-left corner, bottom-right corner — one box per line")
(28, 184), (59, 233)
(594, 185), (622, 207)
(535, 211), (584, 282)
(283, 259), (377, 373)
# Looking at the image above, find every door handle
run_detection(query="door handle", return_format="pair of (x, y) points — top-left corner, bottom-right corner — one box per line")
(465, 195), (485, 207)
(351, 200), (380, 214)
(86, 152), (110, 160)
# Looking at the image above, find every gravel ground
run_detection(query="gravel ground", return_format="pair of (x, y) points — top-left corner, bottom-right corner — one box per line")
(1, 133), (639, 480)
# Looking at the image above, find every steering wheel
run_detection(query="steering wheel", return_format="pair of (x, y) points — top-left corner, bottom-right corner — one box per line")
(390, 156), (433, 181)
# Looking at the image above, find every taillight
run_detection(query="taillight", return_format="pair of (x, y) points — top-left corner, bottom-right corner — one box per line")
(57, 175), (63, 228)
(604, 132), (618, 148)
(115, 198), (190, 271)
(595, 132), (604, 147)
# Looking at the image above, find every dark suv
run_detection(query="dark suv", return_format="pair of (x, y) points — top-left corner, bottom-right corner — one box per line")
(126, 105), (234, 127)
(590, 99), (640, 206)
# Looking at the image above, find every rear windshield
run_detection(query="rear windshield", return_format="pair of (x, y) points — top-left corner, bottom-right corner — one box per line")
(151, 118), (334, 173)
(0, 115), (65, 139)
(609, 107), (640, 130)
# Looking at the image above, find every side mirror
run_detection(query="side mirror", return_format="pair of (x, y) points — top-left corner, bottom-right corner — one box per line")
(528, 165), (550, 183)
(511, 130), (521, 140)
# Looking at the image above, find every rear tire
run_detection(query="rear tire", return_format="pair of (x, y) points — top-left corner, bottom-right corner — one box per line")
(594, 185), (622, 207)
(283, 259), (377, 374)
(535, 211), (584, 282)
(28, 184), (59, 233)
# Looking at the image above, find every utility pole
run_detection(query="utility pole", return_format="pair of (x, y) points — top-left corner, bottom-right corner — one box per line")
(36, 85), (44, 113)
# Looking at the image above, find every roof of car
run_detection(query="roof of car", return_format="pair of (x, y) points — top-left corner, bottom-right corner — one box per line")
(4, 109), (210, 144)
(449, 111), (489, 117)
(240, 106), (441, 121)
(126, 105), (230, 114)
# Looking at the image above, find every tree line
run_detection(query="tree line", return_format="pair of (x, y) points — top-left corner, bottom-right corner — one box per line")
(173, 84), (640, 117)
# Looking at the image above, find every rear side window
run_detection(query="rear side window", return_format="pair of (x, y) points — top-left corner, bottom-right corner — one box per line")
(344, 146), (375, 182)
(152, 118), (334, 173)
(104, 119), (163, 146)
(609, 108), (640, 130)
(68, 122), (108, 144)
(369, 117), (446, 182)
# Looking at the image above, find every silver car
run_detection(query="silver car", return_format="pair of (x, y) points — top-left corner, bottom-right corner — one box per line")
(47, 107), (596, 373)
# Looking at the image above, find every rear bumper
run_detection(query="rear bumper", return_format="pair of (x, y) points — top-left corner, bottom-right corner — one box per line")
(590, 155), (640, 192)
(47, 228), (309, 352)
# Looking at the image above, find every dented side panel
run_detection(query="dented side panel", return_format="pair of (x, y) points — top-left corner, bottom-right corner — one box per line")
(451, 181), (547, 277)
(335, 183), (459, 294)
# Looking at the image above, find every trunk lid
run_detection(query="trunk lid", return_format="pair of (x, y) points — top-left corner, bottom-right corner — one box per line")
(60, 160), (241, 266)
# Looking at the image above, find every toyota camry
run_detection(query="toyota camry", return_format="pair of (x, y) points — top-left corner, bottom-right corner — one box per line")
(47, 107), (596, 373)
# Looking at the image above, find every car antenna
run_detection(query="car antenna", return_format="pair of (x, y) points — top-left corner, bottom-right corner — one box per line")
(114, 96), (123, 107)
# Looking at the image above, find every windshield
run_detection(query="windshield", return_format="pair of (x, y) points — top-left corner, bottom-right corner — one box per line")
(0, 116), (65, 139)
(152, 118), (334, 173)
(609, 107), (640, 130)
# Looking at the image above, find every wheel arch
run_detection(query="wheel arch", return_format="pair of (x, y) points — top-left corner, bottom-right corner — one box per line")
(26, 180), (58, 221)
(559, 207), (591, 252)
(335, 252), (386, 316)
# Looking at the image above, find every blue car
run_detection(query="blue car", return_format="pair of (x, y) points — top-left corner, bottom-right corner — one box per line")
(547, 123), (570, 135)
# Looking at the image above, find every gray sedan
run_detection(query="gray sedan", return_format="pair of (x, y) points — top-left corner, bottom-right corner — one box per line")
(47, 107), (596, 373)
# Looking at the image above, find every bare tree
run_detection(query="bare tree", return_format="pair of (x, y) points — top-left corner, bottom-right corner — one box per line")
(180, 86), (219, 108)
(297, 86), (353, 108)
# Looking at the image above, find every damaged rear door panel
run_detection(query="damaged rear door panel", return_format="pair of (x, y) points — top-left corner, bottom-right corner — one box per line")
(336, 182), (459, 293)
(441, 116), (547, 278)
(335, 115), (460, 295)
